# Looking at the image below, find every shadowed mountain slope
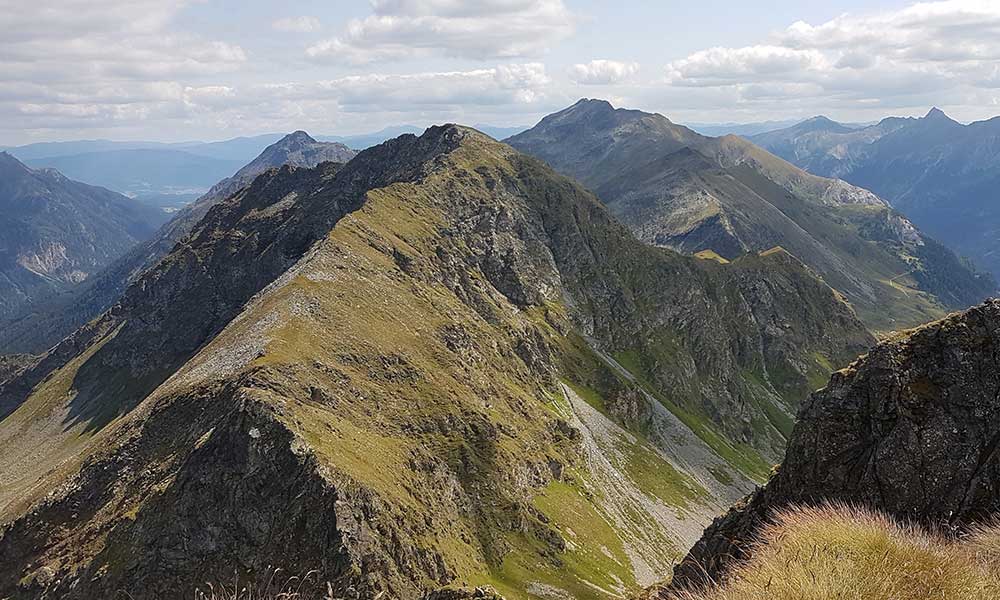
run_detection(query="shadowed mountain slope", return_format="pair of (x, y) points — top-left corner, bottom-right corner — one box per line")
(0, 152), (166, 322)
(508, 100), (995, 332)
(0, 132), (356, 354)
(750, 109), (1000, 281)
(0, 126), (871, 599)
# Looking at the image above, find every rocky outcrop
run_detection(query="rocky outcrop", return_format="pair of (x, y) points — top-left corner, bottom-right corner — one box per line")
(0, 354), (33, 385)
(666, 299), (1000, 592)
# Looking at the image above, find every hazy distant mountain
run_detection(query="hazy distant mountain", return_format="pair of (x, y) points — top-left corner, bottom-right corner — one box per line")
(24, 149), (244, 197)
(4, 139), (192, 160)
(8, 135), (288, 164)
(318, 125), (424, 149)
(508, 99), (995, 331)
(178, 133), (287, 161)
(473, 124), (529, 139)
(6, 126), (527, 205)
(689, 118), (872, 138)
(0, 132), (356, 354)
(686, 119), (802, 137)
(0, 152), (166, 322)
(750, 109), (1000, 279)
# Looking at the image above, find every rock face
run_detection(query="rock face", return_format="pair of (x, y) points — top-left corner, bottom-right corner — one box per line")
(750, 109), (1000, 282)
(508, 100), (995, 331)
(667, 299), (1000, 591)
(0, 132), (357, 354)
(0, 126), (870, 599)
(0, 152), (166, 322)
(0, 354), (33, 385)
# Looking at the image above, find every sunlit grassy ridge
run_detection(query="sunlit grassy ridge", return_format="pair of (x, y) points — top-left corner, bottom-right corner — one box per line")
(667, 504), (1000, 600)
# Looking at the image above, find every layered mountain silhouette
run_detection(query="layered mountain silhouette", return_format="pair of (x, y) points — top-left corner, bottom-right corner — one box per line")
(0, 126), (873, 599)
(507, 100), (995, 331)
(0, 131), (356, 354)
(751, 108), (1000, 280)
(0, 153), (166, 323)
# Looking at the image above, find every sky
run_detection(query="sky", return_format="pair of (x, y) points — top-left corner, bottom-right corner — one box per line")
(4, 0), (1000, 144)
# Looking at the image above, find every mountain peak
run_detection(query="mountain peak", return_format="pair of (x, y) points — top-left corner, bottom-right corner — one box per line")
(562, 98), (617, 117)
(574, 97), (614, 108)
(0, 150), (27, 170)
(279, 130), (317, 145)
(794, 115), (852, 134)
(924, 107), (956, 123)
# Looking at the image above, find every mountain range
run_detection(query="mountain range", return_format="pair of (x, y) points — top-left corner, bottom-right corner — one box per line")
(0, 125), (874, 599)
(750, 108), (1000, 280)
(507, 100), (995, 332)
(0, 131), (356, 354)
(3, 100), (1000, 600)
(4, 125), (527, 206)
(0, 152), (166, 322)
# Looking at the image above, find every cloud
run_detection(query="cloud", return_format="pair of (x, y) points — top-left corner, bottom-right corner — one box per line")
(0, 61), (555, 143)
(568, 60), (640, 85)
(0, 0), (246, 83)
(273, 16), (322, 33)
(0, 0), (254, 142)
(221, 63), (553, 115)
(666, 46), (825, 85)
(306, 0), (574, 63)
(660, 0), (1000, 117)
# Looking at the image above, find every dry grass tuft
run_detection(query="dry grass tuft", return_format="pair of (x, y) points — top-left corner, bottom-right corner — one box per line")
(191, 569), (336, 600)
(675, 503), (1000, 600)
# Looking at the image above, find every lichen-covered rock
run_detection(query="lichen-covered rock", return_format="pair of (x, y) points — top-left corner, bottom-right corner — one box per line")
(667, 299), (1000, 592)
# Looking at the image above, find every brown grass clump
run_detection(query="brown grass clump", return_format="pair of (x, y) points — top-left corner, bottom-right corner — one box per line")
(190, 569), (335, 600)
(676, 503), (1000, 600)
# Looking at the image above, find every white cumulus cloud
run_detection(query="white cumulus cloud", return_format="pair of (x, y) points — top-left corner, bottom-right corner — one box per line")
(306, 0), (575, 63)
(655, 0), (1000, 119)
(273, 16), (322, 33)
(568, 60), (640, 85)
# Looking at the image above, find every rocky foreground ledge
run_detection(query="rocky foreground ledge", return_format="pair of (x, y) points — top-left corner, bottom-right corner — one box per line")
(665, 298), (1000, 592)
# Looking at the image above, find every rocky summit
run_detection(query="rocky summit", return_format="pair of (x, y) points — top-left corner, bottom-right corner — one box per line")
(665, 299), (1000, 592)
(0, 126), (871, 599)
(508, 100), (995, 332)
